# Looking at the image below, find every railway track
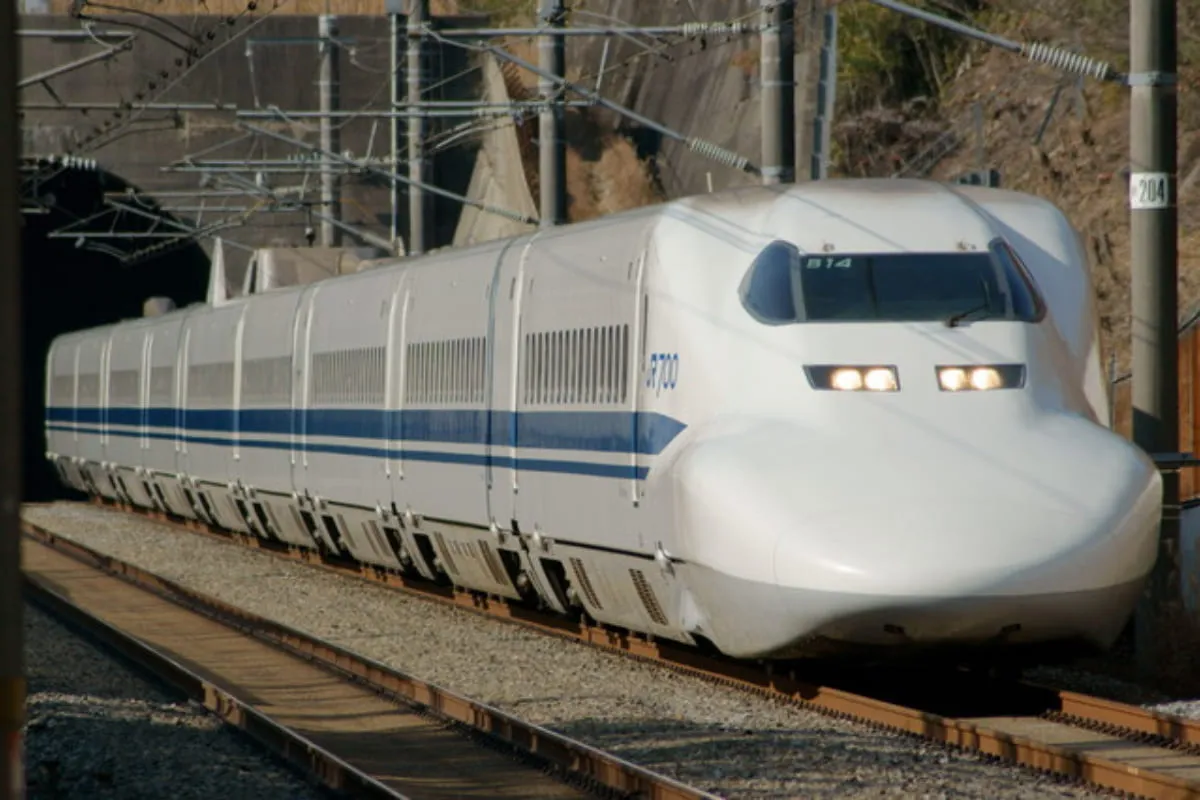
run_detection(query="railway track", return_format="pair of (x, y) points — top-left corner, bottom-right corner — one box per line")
(38, 498), (1200, 799)
(20, 520), (719, 800)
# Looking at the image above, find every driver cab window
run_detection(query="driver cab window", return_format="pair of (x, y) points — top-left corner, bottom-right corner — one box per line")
(738, 239), (1046, 325)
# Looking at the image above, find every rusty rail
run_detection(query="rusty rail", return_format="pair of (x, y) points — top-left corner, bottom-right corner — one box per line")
(58, 499), (1200, 799)
(21, 519), (721, 800)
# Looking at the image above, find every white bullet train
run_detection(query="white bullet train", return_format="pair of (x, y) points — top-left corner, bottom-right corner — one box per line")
(44, 178), (1163, 665)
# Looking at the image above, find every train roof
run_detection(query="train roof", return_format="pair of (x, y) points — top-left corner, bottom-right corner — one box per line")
(53, 180), (1076, 347)
(659, 178), (1069, 256)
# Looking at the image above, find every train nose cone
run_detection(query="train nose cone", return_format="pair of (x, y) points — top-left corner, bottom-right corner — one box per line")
(771, 412), (1161, 598)
(770, 412), (1161, 651)
(669, 412), (1161, 658)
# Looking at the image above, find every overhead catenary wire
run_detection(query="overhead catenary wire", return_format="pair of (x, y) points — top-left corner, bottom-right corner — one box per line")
(240, 121), (537, 225)
(48, 2), (772, 255)
(865, 0), (1122, 83)
(196, 6), (770, 246)
(387, 1), (768, 174)
(426, 27), (760, 176)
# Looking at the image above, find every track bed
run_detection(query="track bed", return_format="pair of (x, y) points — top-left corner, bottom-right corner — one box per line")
(22, 535), (615, 800)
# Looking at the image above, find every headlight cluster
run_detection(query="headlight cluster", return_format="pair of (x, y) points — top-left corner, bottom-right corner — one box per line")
(805, 364), (1025, 392)
(805, 365), (899, 392)
(936, 364), (1025, 392)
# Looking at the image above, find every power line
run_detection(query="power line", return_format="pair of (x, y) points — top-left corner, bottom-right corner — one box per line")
(21, 1), (797, 260)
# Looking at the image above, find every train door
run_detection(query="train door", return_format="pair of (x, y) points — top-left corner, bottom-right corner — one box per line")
(139, 333), (152, 460)
(629, 251), (648, 508)
(385, 275), (410, 485)
(70, 344), (80, 456)
(65, 343), (82, 490)
(382, 272), (439, 579)
(99, 334), (112, 467)
(74, 335), (107, 497)
(291, 286), (319, 490)
(175, 327), (191, 480)
(485, 235), (534, 529)
(231, 311), (246, 472)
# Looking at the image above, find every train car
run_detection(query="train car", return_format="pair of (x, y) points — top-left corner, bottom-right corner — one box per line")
(44, 178), (1163, 664)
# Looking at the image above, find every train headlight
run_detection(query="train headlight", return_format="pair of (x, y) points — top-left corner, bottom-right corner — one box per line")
(970, 367), (1002, 390)
(830, 368), (863, 391)
(863, 368), (898, 392)
(936, 364), (1025, 391)
(938, 367), (969, 391)
(805, 365), (899, 392)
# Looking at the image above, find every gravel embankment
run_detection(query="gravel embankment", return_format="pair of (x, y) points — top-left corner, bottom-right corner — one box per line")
(1143, 699), (1200, 720)
(24, 501), (1111, 798)
(1034, 668), (1200, 722)
(22, 599), (325, 800)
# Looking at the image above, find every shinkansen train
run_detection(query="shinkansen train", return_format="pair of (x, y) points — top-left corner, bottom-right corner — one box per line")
(44, 178), (1163, 664)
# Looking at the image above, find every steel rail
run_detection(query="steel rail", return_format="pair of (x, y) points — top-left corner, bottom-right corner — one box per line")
(1050, 690), (1200, 749)
(21, 519), (720, 800)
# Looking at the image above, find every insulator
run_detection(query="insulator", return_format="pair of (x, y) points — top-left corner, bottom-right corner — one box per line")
(1021, 42), (1114, 82)
(680, 21), (753, 37)
(686, 137), (750, 172)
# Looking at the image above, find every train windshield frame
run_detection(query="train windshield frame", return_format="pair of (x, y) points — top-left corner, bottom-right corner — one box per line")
(738, 239), (1047, 326)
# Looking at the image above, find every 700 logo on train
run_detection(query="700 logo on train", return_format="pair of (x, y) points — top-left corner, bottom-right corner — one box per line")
(645, 352), (679, 396)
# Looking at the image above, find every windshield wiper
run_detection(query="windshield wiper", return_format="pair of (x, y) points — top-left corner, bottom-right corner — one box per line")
(945, 277), (995, 328)
(945, 302), (991, 328)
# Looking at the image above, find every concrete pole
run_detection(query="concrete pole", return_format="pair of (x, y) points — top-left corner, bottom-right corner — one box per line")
(760, 0), (796, 185)
(538, 0), (567, 225)
(1131, 0), (1180, 677)
(810, 6), (837, 180)
(388, 0), (403, 252)
(318, 14), (342, 247)
(0, 0), (25, 796)
(407, 0), (430, 255)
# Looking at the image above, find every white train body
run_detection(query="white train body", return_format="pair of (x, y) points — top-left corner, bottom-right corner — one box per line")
(44, 179), (1162, 662)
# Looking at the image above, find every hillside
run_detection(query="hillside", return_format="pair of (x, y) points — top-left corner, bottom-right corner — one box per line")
(829, 0), (1200, 377)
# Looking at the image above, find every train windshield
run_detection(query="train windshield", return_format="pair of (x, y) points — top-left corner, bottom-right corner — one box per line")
(739, 240), (1046, 325)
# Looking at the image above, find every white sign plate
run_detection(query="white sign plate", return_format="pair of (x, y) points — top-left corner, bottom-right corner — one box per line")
(1130, 171), (1170, 209)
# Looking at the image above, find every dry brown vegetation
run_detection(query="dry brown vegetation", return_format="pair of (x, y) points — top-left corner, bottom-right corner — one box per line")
(496, 35), (664, 223)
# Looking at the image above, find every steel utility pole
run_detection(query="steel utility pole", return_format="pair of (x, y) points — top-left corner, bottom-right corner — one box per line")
(1131, 0), (1180, 676)
(0, 0), (25, 794)
(318, 13), (342, 246)
(810, 5), (837, 180)
(388, 0), (404, 251)
(760, 0), (795, 185)
(407, 0), (431, 255)
(538, 0), (567, 225)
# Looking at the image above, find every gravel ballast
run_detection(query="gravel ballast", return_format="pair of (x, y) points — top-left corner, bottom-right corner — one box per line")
(22, 598), (325, 800)
(24, 501), (1114, 798)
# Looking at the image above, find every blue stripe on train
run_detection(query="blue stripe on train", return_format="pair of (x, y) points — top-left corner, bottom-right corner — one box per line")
(46, 406), (686, 456)
(45, 423), (652, 479)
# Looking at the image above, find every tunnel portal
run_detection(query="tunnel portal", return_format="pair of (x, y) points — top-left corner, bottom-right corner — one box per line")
(20, 157), (210, 501)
